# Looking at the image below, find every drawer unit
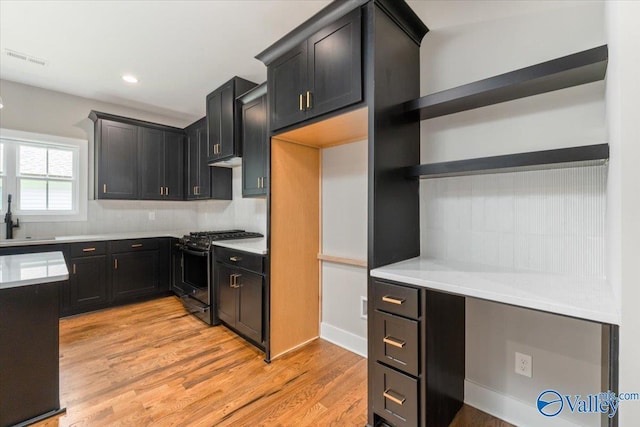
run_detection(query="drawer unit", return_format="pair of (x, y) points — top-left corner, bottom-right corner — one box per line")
(373, 310), (419, 376)
(69, 241), (107, 257)
(109, 238), (159, 253)
(214, 246), (263, 273)
(373, 362), (419, 427)
(373, 280), (419, 319)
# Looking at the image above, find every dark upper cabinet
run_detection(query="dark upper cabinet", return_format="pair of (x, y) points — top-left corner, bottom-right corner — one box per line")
(96, 119), (139, 199)
(206, 76), (258, 164)
(268, 8), (362, 131)
(139, 128), (184, 200)
(238, 83), (268, 197)
(186, 118), (211, 199)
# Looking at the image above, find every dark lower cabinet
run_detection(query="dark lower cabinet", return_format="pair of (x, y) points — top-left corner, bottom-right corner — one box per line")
(112, 251), (160, 301)
(215, 247), (265, 349)
(369, 279), (465, 427)
(68, 255), (109, 314)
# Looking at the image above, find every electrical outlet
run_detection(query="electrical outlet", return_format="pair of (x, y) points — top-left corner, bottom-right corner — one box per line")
(360, 296), (368, 319)
(515, 352), (532, 378)
(148, 211), (156, 221)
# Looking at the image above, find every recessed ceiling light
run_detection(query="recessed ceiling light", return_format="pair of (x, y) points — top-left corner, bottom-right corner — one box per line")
(122, 74), (138, 84)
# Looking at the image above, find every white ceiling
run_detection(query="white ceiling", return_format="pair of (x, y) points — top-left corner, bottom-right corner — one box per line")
(0, 0), (585, 122)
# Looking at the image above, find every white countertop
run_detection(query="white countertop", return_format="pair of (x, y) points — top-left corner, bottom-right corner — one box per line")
(0, 231), (268, 255)
(370, 257), (620, 325)
(0, 251), (69, 290)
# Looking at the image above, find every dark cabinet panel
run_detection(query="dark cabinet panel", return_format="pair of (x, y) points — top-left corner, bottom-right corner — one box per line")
(307, 8), (362, 117)
(269, 43), (308, 131)
(186, 118), (211, 199)
(98, 120), (138, 199)
(164, 131), (184, 200)
(373, 362), (419, 427)
(267, 8), (361, 132)
(139, 127), (165, 200)
(216, 263), (237, 327)
(68, 255), (109, 313)
(206, 76), (257, 163)
(373, 310), (419, 376)
(112, 250), (160, 301)
(235, 270), (263, 344)
(240, 85), (268, 198)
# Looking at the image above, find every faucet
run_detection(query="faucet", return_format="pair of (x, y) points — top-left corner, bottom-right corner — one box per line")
(4, 194), (20, 239)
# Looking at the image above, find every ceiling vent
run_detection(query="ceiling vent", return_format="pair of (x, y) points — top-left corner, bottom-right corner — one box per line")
(4, 49), (47, 66)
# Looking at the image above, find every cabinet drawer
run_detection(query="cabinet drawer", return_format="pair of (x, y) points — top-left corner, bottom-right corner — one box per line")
(373, 363), (419, 427)
(69, 241), (107, 257)
(373, 310), (419, 376)
(373, 280), (419, 319)
(109, 238), (159, 253)
(214, 247), (263, 273)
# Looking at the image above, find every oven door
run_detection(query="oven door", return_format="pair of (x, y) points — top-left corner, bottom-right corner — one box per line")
(179, 247), (212, 324)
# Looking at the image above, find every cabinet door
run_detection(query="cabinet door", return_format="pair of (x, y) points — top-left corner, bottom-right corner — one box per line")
(235, 270), (263, 344)
(112, 251), (160, 301)
(164, 131), (184, 200)
(139, 127), (165, 200)
(186, 126), (199, 200)
(206, 89), (222, 163)
(218, 81), (235, 160)
(98, 120), (138, 199)
(242, 95), (268, 197)
(268, 42), (308, 131)
(197, 123), (212, 198)
(307, 8), (362, 118)
(216, 263), (236, 327)
(68, 255), (108, 312)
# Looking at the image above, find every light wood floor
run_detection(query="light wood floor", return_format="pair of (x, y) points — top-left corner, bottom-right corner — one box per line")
(35, 296), (511, 427)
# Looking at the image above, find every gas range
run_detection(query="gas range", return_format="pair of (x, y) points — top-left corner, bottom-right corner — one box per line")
(178, 229), (264, 251)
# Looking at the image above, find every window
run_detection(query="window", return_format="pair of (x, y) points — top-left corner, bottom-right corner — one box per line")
(0, 128), (87, 222)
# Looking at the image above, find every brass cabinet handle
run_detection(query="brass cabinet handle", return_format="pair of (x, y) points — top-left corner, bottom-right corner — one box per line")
(229, 274), (234, 288)
(114, 259), (118, 269)
(82, 247), (96, 252)
(234, 273), (242, 288)
(258, 177), (261, 188)
(72, 264), (76, 274)
(230, 256), (242, 262)
(382, 295), (405, 305)
(306, 90), (311, 109)
(160, 187), (164, 196)
(131, 243), (143, 248)
(165, 187), (169, 196)
(383, 336), (406, 348)
(299, 94), (304, 111)
(383, 389), (406, 406)
(103, 184), (107, 193)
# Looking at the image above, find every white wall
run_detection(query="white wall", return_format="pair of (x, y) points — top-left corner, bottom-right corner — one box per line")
(320, 140), (368, 357)
(605, 2), (640, 425)
(413, 2), (607, 426)
(0, 79), (266, 238)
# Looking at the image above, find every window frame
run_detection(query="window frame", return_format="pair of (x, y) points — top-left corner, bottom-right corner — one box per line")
(0, 128), (88, 222)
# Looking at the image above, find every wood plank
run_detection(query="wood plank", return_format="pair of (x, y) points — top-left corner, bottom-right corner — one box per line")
(274, 107), (368, 148)
(317, 253), (367, 267)
(270, 139), (320, 358)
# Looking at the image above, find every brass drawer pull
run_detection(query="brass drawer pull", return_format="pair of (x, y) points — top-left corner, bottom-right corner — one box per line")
(82, 247), (96, 252)
(230, 256), (242, 262)
(131, 243), (143, 248)
(72, 264), (76, 274)
(306, 90), (311, 109)
(383, 336), (406, 348)
(383, 389), (405, 406)
(382, 295), (405, 305)
(299, 94), (304, 111)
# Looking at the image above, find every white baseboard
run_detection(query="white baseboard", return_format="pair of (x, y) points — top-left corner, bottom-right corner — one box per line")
(320, 322), (367, 358)
(464, 380), (586, 427)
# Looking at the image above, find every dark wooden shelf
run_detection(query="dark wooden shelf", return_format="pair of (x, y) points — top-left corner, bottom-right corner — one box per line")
(403, 45), (608, 120)
(407, 144), (609, 179)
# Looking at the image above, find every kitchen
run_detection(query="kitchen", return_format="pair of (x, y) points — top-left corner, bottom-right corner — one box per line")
(1, 1), (639, 427)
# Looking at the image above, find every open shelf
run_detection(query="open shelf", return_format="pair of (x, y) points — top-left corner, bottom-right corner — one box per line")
(403, 45), (608, 121)
(407, 143), (609, 179)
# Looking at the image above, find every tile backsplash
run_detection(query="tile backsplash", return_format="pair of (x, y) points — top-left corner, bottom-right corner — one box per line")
(421, 165), (607, 278)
